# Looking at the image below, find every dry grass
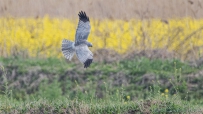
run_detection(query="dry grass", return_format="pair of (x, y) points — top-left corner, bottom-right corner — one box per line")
(0, 0), (203, 19)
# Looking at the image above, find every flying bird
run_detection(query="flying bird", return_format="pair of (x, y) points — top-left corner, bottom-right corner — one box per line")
(61, 11), (93, 68)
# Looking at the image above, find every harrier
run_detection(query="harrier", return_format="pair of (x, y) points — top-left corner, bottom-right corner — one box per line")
(61, 11), (93, 68)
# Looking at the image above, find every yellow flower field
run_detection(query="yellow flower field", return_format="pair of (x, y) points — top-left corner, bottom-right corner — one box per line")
(0, 16), (203, 59)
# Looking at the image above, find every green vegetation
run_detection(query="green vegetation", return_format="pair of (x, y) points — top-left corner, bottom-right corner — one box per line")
(0, 57), (203, 113)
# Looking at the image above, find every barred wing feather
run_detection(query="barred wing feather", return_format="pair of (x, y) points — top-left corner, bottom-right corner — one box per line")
(75, 11), (91, 45)
(76, 45), (93, 68)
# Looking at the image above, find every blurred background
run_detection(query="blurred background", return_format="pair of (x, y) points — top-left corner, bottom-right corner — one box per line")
(0, 0), (203, 60)
(0, 0), (203, 19)
(0, 0), (203, 113)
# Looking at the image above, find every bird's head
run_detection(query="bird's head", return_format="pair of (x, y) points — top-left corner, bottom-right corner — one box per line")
(86, 42), (93, 47)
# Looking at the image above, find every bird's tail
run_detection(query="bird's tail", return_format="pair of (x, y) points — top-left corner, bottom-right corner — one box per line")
(61, 39), (75, 60)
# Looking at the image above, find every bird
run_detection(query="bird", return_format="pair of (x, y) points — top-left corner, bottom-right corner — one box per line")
(61, 11), (93, 68)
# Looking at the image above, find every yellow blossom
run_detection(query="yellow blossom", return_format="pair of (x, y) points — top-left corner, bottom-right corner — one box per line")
(0, 17), (203, 58)
(127, 95), (130, 100)
(165, 89), (169, 93)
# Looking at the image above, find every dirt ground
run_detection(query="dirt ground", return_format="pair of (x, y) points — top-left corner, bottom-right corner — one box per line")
(0, 0), (203, 19)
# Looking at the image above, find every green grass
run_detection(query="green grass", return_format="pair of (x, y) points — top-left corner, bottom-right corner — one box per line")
(0, 91), (202, 113)
(0, 56), (203, 113)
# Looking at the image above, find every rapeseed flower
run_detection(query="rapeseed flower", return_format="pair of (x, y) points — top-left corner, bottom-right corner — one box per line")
(0, 17), (203, 58)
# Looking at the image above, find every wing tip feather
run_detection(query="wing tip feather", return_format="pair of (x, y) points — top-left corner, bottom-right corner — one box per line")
(84, 59), (93, 68)
(78, 11), (89, 22)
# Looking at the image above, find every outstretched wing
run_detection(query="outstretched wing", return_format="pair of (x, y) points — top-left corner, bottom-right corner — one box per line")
(75, 11), (91, 45)
(76, 45), (93, 68)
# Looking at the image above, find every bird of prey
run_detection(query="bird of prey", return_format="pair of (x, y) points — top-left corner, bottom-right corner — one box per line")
(61, 11), (93, 68)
